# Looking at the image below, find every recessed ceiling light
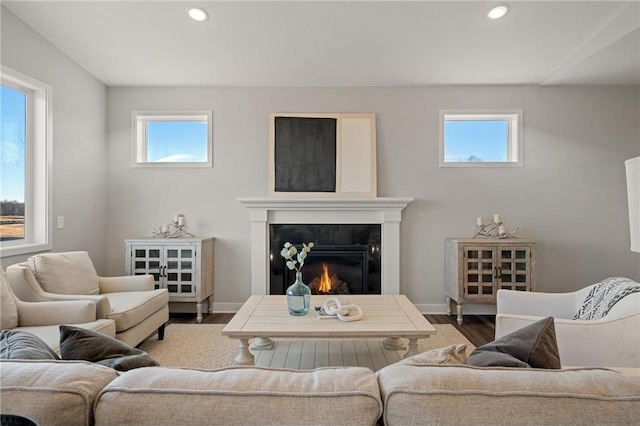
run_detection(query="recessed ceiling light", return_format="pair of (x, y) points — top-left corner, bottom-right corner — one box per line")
(186, 7), (209, 22)
(487, 4), (509, 20)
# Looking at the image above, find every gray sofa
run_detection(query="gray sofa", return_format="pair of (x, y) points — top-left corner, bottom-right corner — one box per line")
(1, 359), (638, 426)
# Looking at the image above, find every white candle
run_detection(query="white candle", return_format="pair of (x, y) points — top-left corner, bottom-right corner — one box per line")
(174, 214), (179, 223)
(476, 217), (484, 226)
(162, 224), (169, 233)
(493, 214), (501, 224)
(498, 225), (507, 235)
(178, 216), (186, 226)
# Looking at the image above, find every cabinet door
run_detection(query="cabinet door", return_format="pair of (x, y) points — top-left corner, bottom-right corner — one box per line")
(131, 246), (164, 290)
(497, 246), (531, 291)
(463, 246), (497, 300)
(164, 246), (196, 299)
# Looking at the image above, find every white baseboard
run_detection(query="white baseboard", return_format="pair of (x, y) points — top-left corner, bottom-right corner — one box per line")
(211, 302), (244, 313)
(414, 303), (497, 315)
(211, 302), (496, 315)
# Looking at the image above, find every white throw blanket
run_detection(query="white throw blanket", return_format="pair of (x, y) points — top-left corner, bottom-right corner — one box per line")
(574, 277), (640, 320)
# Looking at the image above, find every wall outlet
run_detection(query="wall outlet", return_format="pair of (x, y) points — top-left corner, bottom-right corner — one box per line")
(57, 216), (64, 229)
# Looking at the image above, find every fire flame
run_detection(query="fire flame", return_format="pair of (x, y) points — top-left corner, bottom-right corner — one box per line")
(319, 263), (331, 293)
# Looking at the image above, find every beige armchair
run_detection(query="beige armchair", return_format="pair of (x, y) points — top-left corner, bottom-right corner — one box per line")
(496, 278), (640, 368)
(1, 270), (116, 353)
(6, 251), (169, 347)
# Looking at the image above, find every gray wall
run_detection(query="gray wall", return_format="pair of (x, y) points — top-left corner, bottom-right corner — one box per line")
(107, 86), (640, 312)
(0, 8), (109, 272)
(3, 6), (638, 312)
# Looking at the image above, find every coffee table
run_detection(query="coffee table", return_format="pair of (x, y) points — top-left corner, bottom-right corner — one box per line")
(222, 294), (437, 365)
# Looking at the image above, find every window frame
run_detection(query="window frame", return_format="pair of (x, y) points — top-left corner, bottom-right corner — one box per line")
(131, 111), (213, 168)
(439, 109), (523, 168)
(0, 65), (53, 257)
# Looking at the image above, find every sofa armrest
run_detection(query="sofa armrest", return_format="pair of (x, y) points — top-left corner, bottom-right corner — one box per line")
(99, 275), (154, 293)
(495, 313), (620, 338)
(15, 299), (97, 326)
(496, 289), (578, 319)
(496, 313), (640, 367)
(22, 293), (111, 320)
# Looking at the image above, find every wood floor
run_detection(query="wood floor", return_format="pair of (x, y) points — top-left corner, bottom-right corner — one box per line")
(169, 313), (496, 348)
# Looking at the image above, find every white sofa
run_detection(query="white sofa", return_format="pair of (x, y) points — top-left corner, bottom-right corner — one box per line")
(496, 282), (640, 367)
(6, 251), (168, 347)
(1, 360), (638, 426)
(1, 271), (115, 353)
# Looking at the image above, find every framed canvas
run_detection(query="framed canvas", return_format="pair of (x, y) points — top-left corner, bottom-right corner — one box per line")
(268, 113), (377, 197)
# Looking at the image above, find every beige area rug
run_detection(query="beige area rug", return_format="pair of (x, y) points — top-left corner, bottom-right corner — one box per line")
(140, 324), (476, 370)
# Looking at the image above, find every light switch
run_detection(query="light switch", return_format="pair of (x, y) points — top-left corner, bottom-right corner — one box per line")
(57, 216), (64, 229)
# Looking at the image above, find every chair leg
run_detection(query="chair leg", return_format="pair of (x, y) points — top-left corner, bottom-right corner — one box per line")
(158, 323), (166, 340)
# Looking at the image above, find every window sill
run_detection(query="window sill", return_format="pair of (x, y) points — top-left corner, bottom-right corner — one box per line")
(0, 242), (51, 258)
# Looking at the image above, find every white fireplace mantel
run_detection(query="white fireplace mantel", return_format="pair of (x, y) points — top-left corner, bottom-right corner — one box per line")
(238, 197), (413, 295)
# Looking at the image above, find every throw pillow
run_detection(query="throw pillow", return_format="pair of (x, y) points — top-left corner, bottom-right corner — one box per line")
(59, 325), (159, 371)
(396, 344), (468, 366)
(0, 330), (60, 360)
(466, 316), (561, 369)
(28, 251), (100, 295)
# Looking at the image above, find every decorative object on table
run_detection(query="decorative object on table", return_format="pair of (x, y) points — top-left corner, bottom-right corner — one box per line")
(473, 213), (521, 239)
(281, 242), (314, 316)
(315, 297), (363, 322)
(152, 214), (194, 238)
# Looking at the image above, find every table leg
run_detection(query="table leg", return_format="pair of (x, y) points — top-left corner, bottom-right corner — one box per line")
(456, 303), (463, 325)
(196, 302), (204, 324)
(251, 337), (274, 350)
(233, 339), (255, 365)
(383, 337), (407, 351)
(403, 338), (420, 359)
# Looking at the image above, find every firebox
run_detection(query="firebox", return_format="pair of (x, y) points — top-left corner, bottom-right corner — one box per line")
(269, 224), (381, 295)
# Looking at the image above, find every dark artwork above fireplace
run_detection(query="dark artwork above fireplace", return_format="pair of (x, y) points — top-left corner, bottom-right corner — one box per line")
(273, 117), (337, 193)
(270, 224), (381, 295)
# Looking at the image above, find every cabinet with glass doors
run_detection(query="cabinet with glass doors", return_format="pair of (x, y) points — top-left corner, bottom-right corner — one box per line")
(445, 238), (536, 325)
(125, 237), (214, 323)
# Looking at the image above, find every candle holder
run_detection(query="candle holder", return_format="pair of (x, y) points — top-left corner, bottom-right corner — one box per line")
(152, 214), (194, 238)
(473, 215), (520, 239)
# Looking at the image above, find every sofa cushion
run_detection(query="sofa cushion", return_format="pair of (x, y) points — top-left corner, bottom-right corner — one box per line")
(13, 320), (116, 355)
(467, 316), (560, 369)
(0, 359), (119, 426)
(106, 289), (168, 331)
(396, 344), (468, 366)
(1, 271), (18, 330)
(574, 277), (640, 320)
(0, 330), (60, 360)
(59, 325), (158, 371)
(377, 364), (640, 426)
(95, 366), (382, 426)
(28, 251), (100, 295)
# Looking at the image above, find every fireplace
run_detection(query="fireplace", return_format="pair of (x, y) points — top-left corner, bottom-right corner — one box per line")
(270, 224), (381, 295)
(238, 197), (413, 296)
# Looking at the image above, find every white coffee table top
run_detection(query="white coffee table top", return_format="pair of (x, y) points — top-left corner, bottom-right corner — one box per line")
(222, 294), (436, 339)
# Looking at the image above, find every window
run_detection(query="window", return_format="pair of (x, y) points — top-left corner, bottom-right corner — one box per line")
(0, 66), (52, 257)
(132, 111), (212, 167)
(439, 110), (523, 167)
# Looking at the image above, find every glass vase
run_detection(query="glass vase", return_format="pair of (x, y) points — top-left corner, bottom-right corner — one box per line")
(286, 271), (311, 316)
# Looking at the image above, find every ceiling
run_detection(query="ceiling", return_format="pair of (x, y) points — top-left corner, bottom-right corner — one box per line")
(3, 0), (639, 87)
